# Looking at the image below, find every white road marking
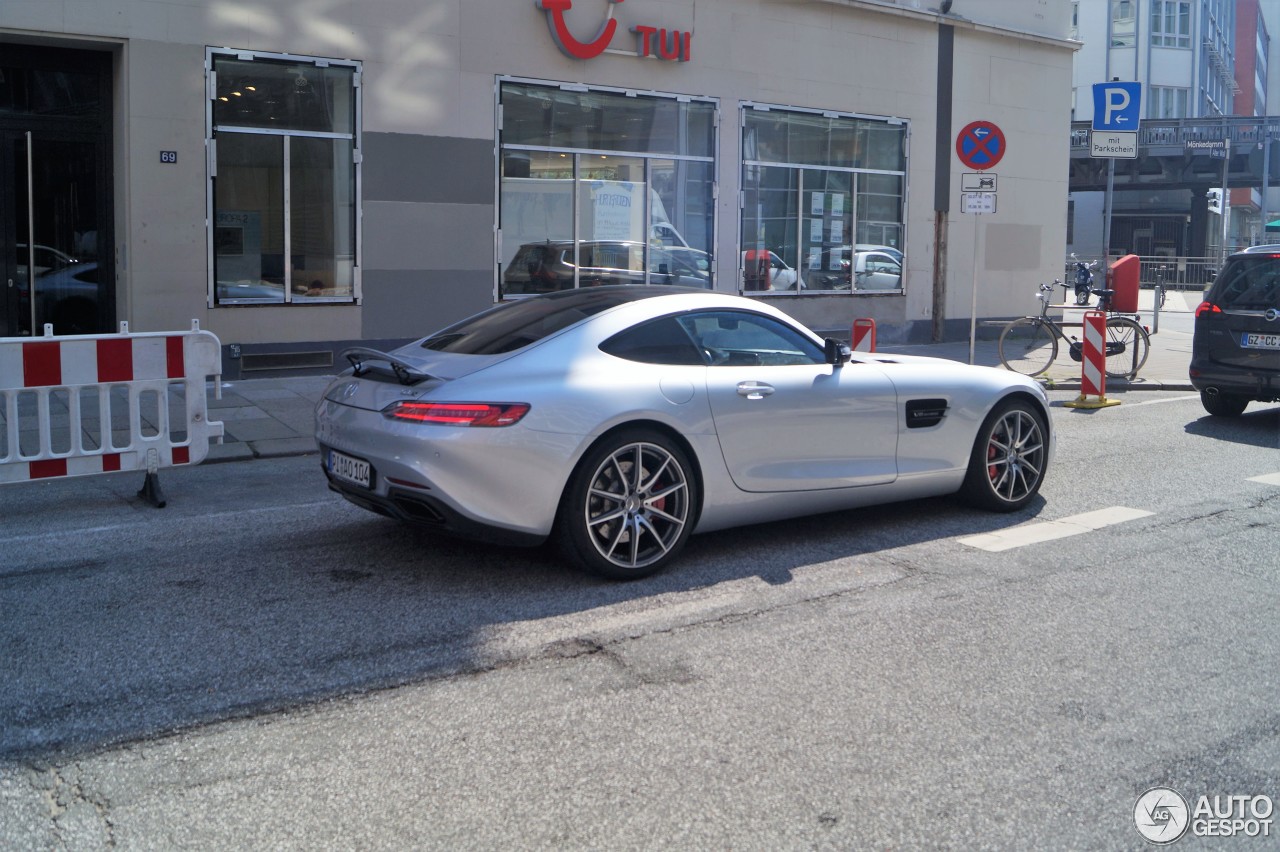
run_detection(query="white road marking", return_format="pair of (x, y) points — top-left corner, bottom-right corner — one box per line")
(1118, 394), (1199, 407)
(1247, 473), (1280, 486)
(959, 506), (1155, 552)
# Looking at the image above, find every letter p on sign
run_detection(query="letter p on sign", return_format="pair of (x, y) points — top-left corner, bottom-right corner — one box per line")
(1091, 82), (1142, 131)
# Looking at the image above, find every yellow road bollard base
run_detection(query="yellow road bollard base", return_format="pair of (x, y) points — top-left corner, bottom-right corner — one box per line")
(1063, 393), (1122, 409)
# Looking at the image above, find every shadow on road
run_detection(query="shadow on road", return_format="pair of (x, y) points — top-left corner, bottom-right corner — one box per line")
(1183, 404), (1280, 449)
(0, 458), (1046, 763)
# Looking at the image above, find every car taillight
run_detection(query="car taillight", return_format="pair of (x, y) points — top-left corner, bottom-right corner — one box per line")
(1195, 301), (1222, 318)
(382, 401), (530, 426)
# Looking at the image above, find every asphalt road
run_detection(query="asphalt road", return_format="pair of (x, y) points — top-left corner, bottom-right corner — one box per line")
(1, 390), (1277, 850)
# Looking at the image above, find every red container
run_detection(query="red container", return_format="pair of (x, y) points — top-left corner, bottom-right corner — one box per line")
(743, 249), (772, 291)
(1107, 254), (1140, 313)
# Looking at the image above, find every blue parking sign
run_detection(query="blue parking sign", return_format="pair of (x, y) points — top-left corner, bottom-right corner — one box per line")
(1092, 82), (1142, 131)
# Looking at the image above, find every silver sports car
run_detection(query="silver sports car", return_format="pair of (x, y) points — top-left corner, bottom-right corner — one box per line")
(316, 287), (1053, 579)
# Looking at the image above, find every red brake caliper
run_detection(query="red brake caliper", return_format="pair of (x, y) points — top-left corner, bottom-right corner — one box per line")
(987, 428), (1001, 480)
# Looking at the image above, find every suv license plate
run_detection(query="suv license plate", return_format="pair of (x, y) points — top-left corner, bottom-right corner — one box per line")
(328, 449), (372, 488)
(1242, 332), (1280, 350)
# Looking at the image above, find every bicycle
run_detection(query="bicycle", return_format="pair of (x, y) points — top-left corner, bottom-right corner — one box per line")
(998, 279), (1150, 380)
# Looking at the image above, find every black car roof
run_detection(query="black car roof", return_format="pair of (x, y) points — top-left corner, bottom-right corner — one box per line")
(418, 286), (711, 355)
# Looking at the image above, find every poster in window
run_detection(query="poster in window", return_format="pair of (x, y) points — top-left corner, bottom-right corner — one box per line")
(589, 180), (643, 242)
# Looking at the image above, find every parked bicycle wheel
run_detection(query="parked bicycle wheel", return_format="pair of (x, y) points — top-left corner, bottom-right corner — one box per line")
(998, 317), (1058, 377)
(1103, 316), (1150, 380)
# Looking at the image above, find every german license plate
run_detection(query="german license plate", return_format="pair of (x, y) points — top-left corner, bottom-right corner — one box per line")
(328, 449), (372, 488)
(1242, 332), (1280, 350)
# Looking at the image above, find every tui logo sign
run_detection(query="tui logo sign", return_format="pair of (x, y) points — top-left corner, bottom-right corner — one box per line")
(535, 0), (691, 62)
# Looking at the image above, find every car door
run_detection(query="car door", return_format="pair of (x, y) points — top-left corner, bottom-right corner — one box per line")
(680, 310), (899, 492)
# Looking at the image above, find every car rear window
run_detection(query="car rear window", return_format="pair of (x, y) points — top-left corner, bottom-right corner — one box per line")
(419, 287), (668, 355)
(1212, 256), (1280, 310)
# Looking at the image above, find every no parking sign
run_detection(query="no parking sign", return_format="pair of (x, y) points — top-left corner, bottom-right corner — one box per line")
(955, 120), (1005, 170)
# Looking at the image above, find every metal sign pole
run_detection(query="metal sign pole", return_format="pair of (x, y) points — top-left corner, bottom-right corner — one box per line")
(1221, 137), (1231, 263)
(26, 131), (36, 337)
(1103, 158), (1116, 262)
(969, 214), (980, 365)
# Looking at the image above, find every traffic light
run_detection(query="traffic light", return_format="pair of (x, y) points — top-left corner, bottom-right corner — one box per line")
(1206, 188), (1223, 214)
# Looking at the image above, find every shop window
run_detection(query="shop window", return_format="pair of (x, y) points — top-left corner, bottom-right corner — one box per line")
(497, 80), (717, 298)
(741, 105), (907, 294)
(207, 50), (360, 305)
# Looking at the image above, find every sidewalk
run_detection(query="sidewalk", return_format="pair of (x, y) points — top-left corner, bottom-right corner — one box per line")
(0, 292), (1188, 466)
(204, 288), (1196, 463)
(205, 375), (333, 463)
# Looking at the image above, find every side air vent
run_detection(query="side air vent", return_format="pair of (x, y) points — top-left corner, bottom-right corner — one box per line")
(905, 398), (948, 429)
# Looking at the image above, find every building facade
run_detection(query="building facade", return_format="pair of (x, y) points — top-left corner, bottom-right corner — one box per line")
(1067, 0), (1280, 260)
(1, 0), (1074, 371)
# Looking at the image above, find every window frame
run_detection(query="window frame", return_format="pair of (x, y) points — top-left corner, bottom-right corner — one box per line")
(1150, 0), (1191, 49)
(205, 47), (362, 307)
(739, 102), (909, 296)
(495, 77), (719, 300)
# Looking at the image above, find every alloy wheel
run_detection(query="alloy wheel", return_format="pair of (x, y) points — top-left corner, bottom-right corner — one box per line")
(583, 441), (690, 571)
(983, 408), (1046, 504)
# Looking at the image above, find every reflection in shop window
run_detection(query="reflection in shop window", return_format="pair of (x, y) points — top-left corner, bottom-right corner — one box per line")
(497, 80), (717, 298)
(741, 105), (907, 294)
(207, 49), (360, 305)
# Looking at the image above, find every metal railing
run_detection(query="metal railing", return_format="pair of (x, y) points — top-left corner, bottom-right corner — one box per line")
(1070, 116), (1280, 153)
(1065, 256), (1218, 291)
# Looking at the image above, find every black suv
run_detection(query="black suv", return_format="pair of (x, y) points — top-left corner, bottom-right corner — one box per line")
(1189, 245), (1280, 416)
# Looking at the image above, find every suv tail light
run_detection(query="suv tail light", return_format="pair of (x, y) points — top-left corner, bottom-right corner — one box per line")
(382, 401), (530, 426)
(1195, 301), (1222, 318)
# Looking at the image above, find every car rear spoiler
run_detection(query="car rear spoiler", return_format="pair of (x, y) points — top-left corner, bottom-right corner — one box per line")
(341, 347), (435, 386)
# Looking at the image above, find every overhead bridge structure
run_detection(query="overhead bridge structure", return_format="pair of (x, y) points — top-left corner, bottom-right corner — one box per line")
(1069, 117), (1280, 193)
(1069, 117), (1280, 257)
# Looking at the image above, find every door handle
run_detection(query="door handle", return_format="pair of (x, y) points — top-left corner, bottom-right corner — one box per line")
(736, 381), (775, 399)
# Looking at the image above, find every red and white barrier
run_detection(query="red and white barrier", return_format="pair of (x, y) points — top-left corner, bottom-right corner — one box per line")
(851, 317), (876, 352)
(0, 322), (224, 502)
(1064, 310), (1120, 409)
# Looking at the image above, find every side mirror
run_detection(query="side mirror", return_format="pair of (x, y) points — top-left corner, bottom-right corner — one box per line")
(824, 337), (851, 366)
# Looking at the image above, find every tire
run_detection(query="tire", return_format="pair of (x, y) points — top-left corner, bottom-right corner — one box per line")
(960, 399), (1049, 512)
(555, 429), (698, 580)
(1102, 317), (1150, 380)
(999, 318), (1058, 377)
(1200, 390), (1249, 417)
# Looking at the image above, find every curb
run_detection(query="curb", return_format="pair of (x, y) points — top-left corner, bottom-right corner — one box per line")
(1039, 379), (1196, 393)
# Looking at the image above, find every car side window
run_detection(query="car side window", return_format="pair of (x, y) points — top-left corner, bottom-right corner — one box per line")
(677, 311), (825, 366)
(599, 317), (706, 365)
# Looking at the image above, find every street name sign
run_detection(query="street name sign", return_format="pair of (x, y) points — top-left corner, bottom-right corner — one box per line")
(1186, 140), (1228, 159)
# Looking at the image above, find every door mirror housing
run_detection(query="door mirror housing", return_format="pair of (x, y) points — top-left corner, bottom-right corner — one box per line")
(824, 337), (851, 366)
